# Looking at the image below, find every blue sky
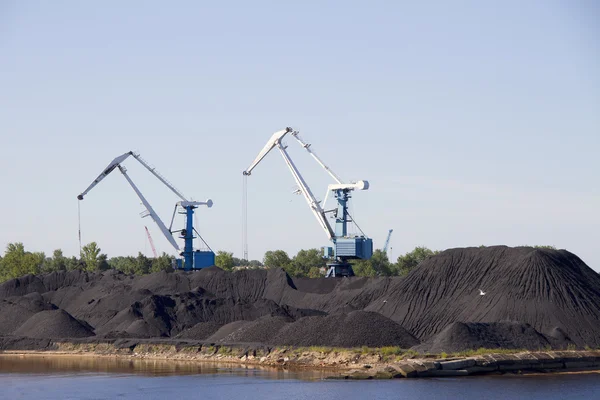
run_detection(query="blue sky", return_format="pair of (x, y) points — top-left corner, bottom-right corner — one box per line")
(1, 1), (598, 270)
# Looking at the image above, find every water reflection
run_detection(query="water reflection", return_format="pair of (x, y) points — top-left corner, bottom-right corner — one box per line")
(0, 354), (326, 380)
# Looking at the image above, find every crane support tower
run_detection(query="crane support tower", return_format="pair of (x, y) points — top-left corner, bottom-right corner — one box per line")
(243, 127), (373, 277)
(77, 151), (215, 270)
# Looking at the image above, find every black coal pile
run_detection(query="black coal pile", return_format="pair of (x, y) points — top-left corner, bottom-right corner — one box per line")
(217, 316), (293, 344)
(0, 293), (57, 335)
(0, 246), (598, 351)
(13, 309), (94, 339)
(365, 246), (600, 347)
(175, 322), (222, 340)
(270, 311), (420, 348)
(412, 321), (561, 354)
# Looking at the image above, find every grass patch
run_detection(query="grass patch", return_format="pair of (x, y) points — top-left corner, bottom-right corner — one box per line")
(380, 346), (403, 356)
(450, 348), (527, 357)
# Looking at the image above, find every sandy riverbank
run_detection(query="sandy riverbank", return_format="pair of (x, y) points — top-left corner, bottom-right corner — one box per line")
(2, 341), (600, 379)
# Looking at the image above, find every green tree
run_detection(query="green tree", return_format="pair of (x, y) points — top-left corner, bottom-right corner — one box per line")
(308, 266), (323, 278)
(151, 253), (175, 273)
(134, 252), (152, 274)
(292, 249), (327, 277)
(263, 250), (292, 270)
(352, 259), (377, 277)
(248, 260), (263, 268)
(108, 256), (137, 274)
(394, 246), (439, 276)
(48, 249), (67, 272)
(98, 254), (110, 271)
(232, 257), (250, 267)
(65, 256), (82, 271)
(349, 250), (392, 277)
(370, 249), (393, 276)
(0, 243), (45, 281)
(215, 251), (235, 271)
(80, 242), (102, 272)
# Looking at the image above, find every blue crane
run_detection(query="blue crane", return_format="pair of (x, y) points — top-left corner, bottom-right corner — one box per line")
(243, 127), (372, 277)
(77, 151), (214, 270)
(383, 229), (393, 254)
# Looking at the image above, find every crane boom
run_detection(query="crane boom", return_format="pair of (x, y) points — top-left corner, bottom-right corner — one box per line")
(277, 144), (334, 239)
(290, 131), (343, 184)
(119, 165), (180, 251)
(77, 152), (132, 200)
(243, 128), (292, 176)
(383, 229), (393, 253)
(131, 153), (188, 202)
(77, 151), (189, 202)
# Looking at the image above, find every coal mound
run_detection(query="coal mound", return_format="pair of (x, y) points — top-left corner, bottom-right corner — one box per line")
(271, 311), (419, 348)
(205, 321), (252, 342)
(13, 309), (95, 339)
(0, 293), (57, 335)
(412, 321), (554, 353)
(218, 316), (293, 344)
(0, 246), (598, 351)
(366, 246), (600, 347)
(175, 322), (222, 340)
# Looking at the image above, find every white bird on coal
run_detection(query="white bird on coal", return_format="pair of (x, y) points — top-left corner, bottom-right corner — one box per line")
(479, 289), (486, 296)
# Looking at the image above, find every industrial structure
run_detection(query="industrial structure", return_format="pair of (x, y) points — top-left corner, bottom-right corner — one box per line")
(383, 229), (394, 256)
(77, 151), (214, 270)
(243, 127), (372, 277)
(145, 226), (158, 258)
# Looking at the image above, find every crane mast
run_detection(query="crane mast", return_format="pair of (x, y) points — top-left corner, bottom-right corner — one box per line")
(77, 151), (214, 270)
(243, 127), (373, 277)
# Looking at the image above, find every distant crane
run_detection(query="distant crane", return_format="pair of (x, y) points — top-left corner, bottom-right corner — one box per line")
(243, 127), (372, 277)
(145, 226), (158, 258)
(383, 229), (393, 255)
(77, 151), (214, 270)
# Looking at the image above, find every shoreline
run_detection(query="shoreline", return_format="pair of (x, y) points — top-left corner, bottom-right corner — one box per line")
(1, 339), (600, 379)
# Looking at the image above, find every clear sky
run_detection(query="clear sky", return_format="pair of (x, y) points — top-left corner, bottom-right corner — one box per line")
(1, 1), (598, 270)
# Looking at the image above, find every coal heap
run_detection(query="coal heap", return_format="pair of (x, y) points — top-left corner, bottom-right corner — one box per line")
(0, 246), (598, 351)
(365, 246), (600, 347)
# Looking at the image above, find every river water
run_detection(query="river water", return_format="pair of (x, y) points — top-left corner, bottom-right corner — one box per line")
(1, 355), (599, 400)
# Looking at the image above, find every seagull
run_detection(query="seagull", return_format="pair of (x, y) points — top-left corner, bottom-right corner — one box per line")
(383, 300), (387, 303)
(479, 289), (486, 296)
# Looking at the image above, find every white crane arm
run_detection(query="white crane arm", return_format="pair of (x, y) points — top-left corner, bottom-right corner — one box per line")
(277, 144), (334, 240)
(131, 153), (188, 202)
(243, 127), (293, 175)
(119, 166), (180, 251)
(77, 152), (133, 200)
(290, 131), (343, 184)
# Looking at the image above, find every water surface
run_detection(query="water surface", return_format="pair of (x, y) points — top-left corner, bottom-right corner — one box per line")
(1, 354), (599, 400)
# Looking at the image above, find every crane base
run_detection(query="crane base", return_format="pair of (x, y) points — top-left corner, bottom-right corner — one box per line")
(325, 263), (354, 278)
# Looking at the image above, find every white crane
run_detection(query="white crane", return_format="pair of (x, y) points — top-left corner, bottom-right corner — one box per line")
(77, 151), (214, 270)
(243, 127), (372, 277)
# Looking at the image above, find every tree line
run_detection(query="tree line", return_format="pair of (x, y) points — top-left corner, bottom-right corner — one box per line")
(207, 247), (439, 278)
(0, 241), (441, 283)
